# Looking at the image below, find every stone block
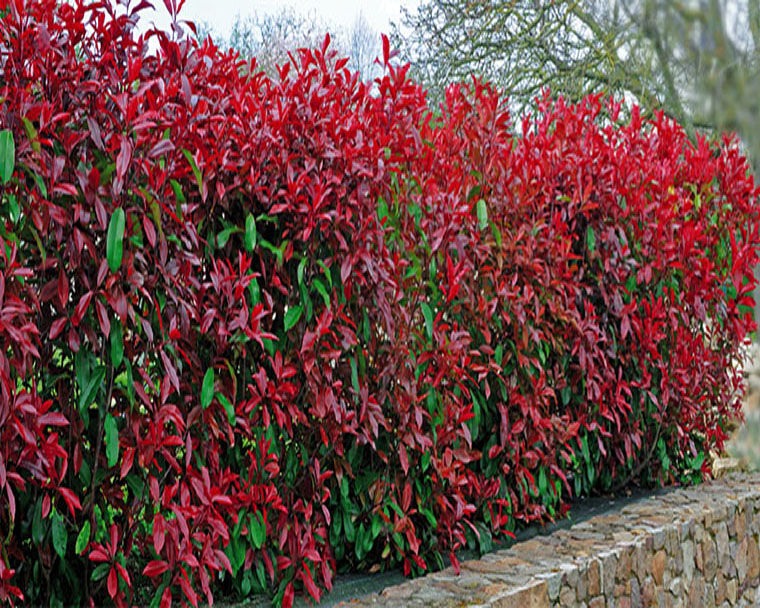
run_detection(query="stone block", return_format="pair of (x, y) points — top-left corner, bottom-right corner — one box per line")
(630, 577), (641, 608)
(640, 577), (656, 608)
(700, 537), (718, 580)
(716, 522), (730, 568)
(735, 508), (747, 541)
(715, 572), (727, 604)
(735, 534), (760, 585)
(490, 579), (549, 608)
(682, 540), (695, 582)
(558, 585), (576, 607)
(686, 575), (704, 608)
(587, 559), (601, 597)
(650, 550), (667, 586)
(726, 578), (738, 604)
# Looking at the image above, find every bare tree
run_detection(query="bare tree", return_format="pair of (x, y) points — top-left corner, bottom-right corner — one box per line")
(393, 0), (760, 152)
(346, 12), (381, 80)
(394, 0), (760, 330)
(200, 8), (383, 82)
(203, 7), (329, 76)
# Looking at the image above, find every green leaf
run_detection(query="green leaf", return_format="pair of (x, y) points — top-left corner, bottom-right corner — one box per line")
(491, 222), (502, 247)
(107, 207), (126, 272)
(216, 392), (236, 426)
(201, 368), (214, 409)
(421, 302), (434, 339)
(284, 306), (302, 332)
(538, 467), (547, 495)
(495, 344), (503, 366)
(580, 435), (590, 462)
(248, 279), (261, 307)
(420, 507), (436, 527)
(181, 148), (203, 195)
(0, 129), (14, 184)
(250, 512), (265, 549)
(78, 366), (105, 413)
(371, 514), (382, 539)
(51, 510), (67, 559)
(586, 225), (596, 254)
(317, 260), (332, 288)
(75, 349), (89, 392)
(476, 198), (488, 230)
(110, 323), (123, 369)
(343, 512), (356, 543)
(350, 356), (360, 397)
(7, 193), (18, 224)
(32, 499), (44, 545)
(297, 257), (307, 286)
(75, 520), (91, 555)
(377, 197), (388, 221)
(105, 413), (119, 467)
(170, 179), (186, 204)
(245, 213), (257, 251)
(91, 563), (110, 582)
(215, 225), (239, 248)
(21, 117), (39, 152)
(30, 172), (46, 198)
(313, 279), (330, 308)
(125, 360), (135, 406)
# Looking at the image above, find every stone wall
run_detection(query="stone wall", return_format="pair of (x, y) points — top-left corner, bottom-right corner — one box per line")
(346, 473), (760, 607)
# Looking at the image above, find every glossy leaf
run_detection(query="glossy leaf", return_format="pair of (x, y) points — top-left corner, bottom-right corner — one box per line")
(201, 368), (214, 409)
(107, 208), (126, 272)
(0, 129), (14, 184)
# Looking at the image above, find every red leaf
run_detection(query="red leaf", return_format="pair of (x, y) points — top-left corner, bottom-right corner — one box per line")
(49, 316), (67, 339)
(144, 216), (157, 247)
(95, 297), (110, 337)
(115, 136), (132, 182)
(399, 444), (409, 475)
(107, 566), (118, 598)
(301, 566), (321, 603)
(115, 561), (130, 587)
(153, 514), (166, 554)
(57, 266), (69, 308)
(160, 586), (172, 608)
(72, 291), (93, 327)
(143, 560), (170, 578)
(120, 447), (134, 479)
(58, 487), (82, 517)
(89, 547), (110, 563)
(38, 412), (69, 427)
(179, 574), (198, 607)
(282, 582), (294, 608)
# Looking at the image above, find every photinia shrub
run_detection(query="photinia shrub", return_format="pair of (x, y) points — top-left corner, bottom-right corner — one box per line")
(0, 0), (757, 606)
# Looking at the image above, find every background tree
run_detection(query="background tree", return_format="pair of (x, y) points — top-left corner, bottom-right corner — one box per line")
(346, 12), (381, 80)
(393, 0), (760, 331)
(199, 8), (381, 81)
(393, 1), (759, 155)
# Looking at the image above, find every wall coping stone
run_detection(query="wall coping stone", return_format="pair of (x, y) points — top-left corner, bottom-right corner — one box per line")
(341, 473), (760, 607)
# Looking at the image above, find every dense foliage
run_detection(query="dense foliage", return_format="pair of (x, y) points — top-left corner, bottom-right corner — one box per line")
(0, 0), (757, 606)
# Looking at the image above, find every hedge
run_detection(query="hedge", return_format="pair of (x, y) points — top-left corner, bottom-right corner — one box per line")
(0, 1), (757, 606)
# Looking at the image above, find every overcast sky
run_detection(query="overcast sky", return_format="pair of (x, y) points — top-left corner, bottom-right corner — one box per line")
(142, 0), (419, 40)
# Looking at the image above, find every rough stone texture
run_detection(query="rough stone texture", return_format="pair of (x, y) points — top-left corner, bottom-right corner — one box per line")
(347, 474), (760, 607)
